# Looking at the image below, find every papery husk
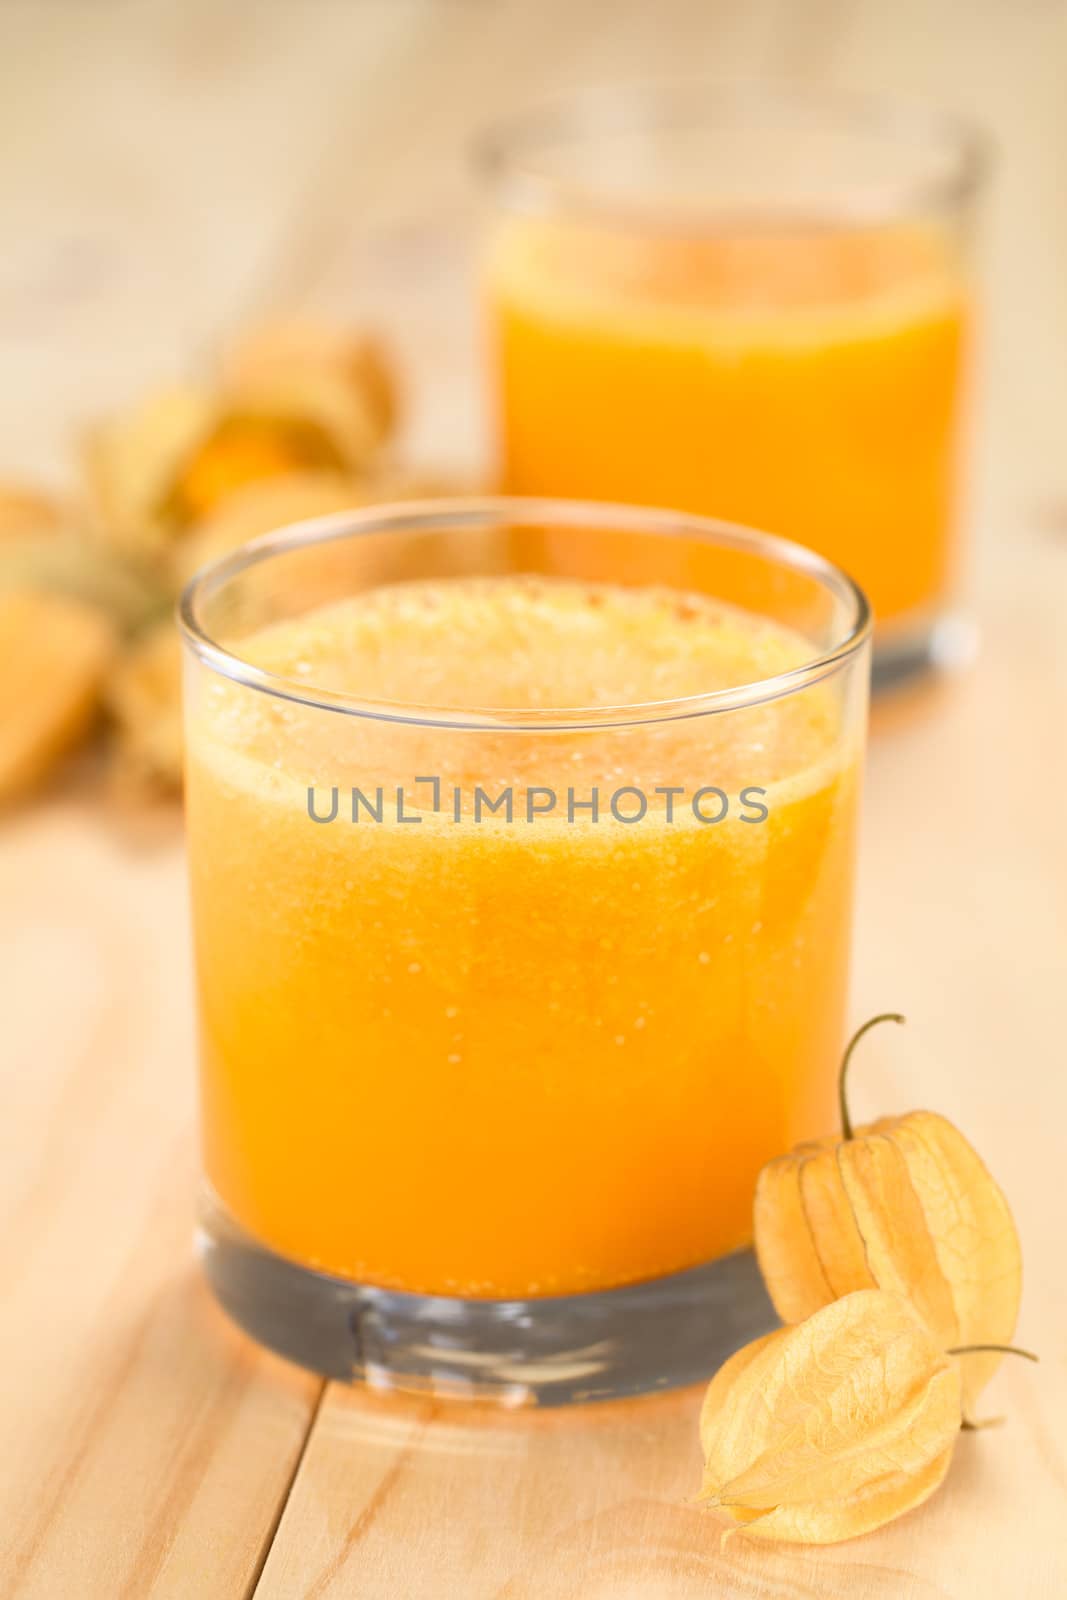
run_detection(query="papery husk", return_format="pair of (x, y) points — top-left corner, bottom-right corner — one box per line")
(161, 368), (386, 529)
(869, 1112), (1022, 1411)
(0, 590), (117, 802)
(718, 1447), (955, 1546)
(175, 465), (485, 582)
(224, 321), (398, 444)
(173, 470), (372, 582)
(83, 384), (215, 552)
(755, 1110), (1022, 1417)
(0, 529), (169, 635)
(84, 370), (388, 554)
(698, 1289), (961, 1545)
(106, 621), (183, 796)
(754, 1011), (1023, 1420)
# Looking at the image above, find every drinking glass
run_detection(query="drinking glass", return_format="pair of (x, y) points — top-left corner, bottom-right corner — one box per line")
(479, 87), (985, 687)
(180, 496), (870, 1402)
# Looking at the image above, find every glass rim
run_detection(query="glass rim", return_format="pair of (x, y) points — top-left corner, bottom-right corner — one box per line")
(473, 81), (991, 227)
(178, 496), (871, 731)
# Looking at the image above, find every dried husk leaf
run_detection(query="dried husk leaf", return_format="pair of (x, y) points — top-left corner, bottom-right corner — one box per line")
(754, 1019), (1023, 1418)
(0, 529), (169, 635)
(698, 1289), (961, 1544)
(874, 1112), (1023, 1413)
(175, 465), (485, 583)
(174, 470), (371, 581)
(159, 370), (383, 531)
(835, 1129), (959, 1346)
(798, 1140), (877, 1302)
(84, 368), (387, 553)
(724, 1446), (954, 1545)
(0, 589), (116, 801)
(755, 1109), (1022, 1416)
(747, 1149), (838, 1317)
(225, 321), (398, 444)
(106, 621), (183, 795)
(83, 384), (215, 553)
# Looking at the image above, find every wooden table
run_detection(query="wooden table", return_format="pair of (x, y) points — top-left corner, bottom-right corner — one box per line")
(2, 2), (1065, 1595)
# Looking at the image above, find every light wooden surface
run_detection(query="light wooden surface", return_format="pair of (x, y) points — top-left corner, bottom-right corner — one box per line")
(2, 2), (1065, 1596)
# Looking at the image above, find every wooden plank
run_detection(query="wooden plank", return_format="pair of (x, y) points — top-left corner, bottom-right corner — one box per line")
(0, 802), (321, 1600)
(253, 1383), (966, 1600)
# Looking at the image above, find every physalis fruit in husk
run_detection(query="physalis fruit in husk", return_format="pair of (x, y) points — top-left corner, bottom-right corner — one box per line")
(698, 1289), (962, 1544)
(0, 589), (116, 802)
(224, 321), (397, 445)
(83, 325), (398, 552)
(105, 620), (183, 797)
(753, 1015), (1023, 1416)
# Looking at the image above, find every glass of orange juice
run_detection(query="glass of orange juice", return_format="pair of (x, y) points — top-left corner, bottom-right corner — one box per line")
(480, 88), (985, 688)
(181, 497), (869, 1401)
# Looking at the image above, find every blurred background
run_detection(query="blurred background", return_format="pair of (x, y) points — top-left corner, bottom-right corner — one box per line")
(1, 0), (1062, 494)
(3, 0), (1066, 798)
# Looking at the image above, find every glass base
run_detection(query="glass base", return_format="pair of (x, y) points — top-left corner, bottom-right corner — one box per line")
(198, 1193), (778, 1406)
(872, 610), (977, 696)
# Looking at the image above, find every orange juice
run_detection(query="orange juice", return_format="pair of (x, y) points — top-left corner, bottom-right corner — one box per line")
(488, 219), (969, 627)
(186, 573), (861, 1299)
